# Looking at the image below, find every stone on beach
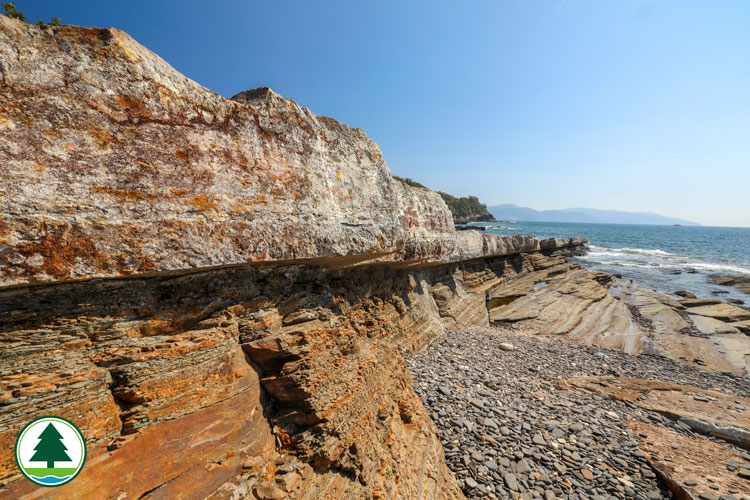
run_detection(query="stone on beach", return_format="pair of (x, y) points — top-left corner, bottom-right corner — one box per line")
(407, 326), (750, 500)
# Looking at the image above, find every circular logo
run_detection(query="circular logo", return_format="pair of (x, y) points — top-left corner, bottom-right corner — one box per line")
(14, 416), (86, 487)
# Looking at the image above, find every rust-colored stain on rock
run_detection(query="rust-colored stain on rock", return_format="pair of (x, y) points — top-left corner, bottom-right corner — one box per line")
(0, 14), (595, 500)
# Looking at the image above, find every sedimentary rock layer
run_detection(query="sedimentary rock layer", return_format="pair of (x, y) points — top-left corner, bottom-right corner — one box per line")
(487, 261), (750, 376)
(566, 376), (750, 448)
(0, 15), (590, 499)
(710, 274), (750, 295)
(0, 242), (585, 499)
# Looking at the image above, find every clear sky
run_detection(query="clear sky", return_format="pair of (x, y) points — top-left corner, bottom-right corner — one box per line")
(18, 1), (750, 226)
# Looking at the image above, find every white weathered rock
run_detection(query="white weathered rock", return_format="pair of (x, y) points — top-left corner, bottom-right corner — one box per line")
(0, 17), (586, 287)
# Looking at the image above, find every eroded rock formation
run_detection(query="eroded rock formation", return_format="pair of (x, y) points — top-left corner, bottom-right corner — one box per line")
(0, 16), (563, 288)
(710, 274), (750, 295)
(566, 377), (750, 497)
(487, 259), (750, 376)
(0, 15), (589, 499)
(0, 241), (584, 499)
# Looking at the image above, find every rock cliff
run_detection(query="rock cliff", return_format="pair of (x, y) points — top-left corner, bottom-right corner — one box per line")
(0, 16), (587, 500)
(0, 16), (558, 287)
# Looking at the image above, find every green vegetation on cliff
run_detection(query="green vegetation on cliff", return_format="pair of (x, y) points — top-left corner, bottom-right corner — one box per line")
(2, 3), (62, 26)
(2, 3), (26, 21)
(437, 192), (492, 220)
(393, 176), (492, 222)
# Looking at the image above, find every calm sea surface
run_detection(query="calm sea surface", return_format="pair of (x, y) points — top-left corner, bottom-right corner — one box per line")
(479, 221), (750, 304)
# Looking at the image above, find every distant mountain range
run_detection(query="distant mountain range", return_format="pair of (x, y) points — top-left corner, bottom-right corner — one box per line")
(488, 204), (700, 226)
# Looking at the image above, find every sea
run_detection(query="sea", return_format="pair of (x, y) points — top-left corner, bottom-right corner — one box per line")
(477, 221), (750, 305)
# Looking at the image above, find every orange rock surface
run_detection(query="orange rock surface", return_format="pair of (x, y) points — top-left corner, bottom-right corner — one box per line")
(0, 13), (591, 500)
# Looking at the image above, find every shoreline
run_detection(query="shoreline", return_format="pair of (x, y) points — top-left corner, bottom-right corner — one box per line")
(477, 220), (750, 307)
(574, 252), (750, 309)
(486, 249), (750, 378)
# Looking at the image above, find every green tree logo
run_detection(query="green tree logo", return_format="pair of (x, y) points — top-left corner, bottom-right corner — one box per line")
(30, 423), (72, 469)
(15, 416), (86, 487)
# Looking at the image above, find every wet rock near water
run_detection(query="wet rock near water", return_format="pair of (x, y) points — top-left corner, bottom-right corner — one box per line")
(710, 275), (750, 296)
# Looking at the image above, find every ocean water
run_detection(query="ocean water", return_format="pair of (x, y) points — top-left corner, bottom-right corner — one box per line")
(479, 221), (750, 304)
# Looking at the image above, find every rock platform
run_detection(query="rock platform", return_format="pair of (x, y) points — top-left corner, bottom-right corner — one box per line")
(407, 326), (750, 500)
(487, 261), (750, 377)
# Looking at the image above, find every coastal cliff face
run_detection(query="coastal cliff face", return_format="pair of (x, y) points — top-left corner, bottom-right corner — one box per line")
(0, 16), (546, 287)
(0, 16), (589, 500)
(0, 241), (584, 500)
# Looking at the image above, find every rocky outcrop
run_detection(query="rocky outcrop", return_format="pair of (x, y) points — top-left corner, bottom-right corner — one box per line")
(566, 377), (750, 447)
(0, 15), (589, 500)
(627, 421), (750, 500)
(0, 16), (573, 287)
(0, 17), (398, 285)
(564, 377), (750, 498)
(487, 262), (750, 376)
(0, 242), (585, 499)
(710, 274), (750, 295)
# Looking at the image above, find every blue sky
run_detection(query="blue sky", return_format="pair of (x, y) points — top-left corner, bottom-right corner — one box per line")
(18, 1), (750, 226)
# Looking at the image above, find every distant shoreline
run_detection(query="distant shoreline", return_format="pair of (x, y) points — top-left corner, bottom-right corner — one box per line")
(488, 204), (702, 227)
(477, 219), (750, 230)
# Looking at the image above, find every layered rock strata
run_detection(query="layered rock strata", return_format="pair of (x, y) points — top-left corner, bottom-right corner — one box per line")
(710, 274), (750, 295)
(0, 240), (585, 499)
(0, 15), (591, 500)
(487, 261), (750, 376)
(567, 377), (750, 498)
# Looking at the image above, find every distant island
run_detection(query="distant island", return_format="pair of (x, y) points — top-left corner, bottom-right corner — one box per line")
(488, 204), (700, 226)
(394, 176), (493, 223)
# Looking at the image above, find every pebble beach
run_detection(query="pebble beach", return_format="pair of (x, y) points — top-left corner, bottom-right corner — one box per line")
(407, 326), (750, 500)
